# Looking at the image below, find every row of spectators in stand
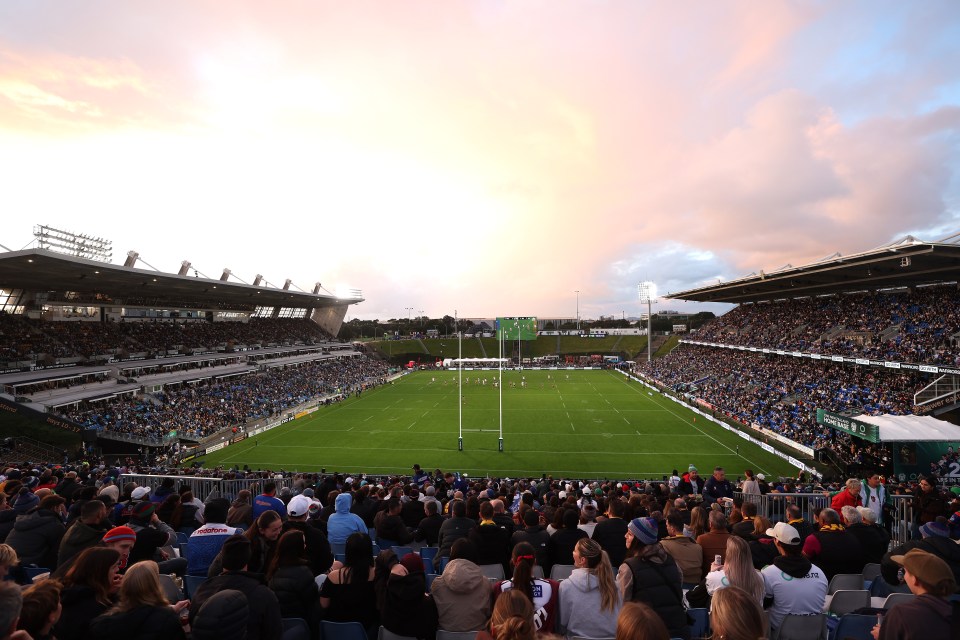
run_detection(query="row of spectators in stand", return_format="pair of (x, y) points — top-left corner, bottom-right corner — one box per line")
(0, 316), (335, 363)
(1, 462), (958, 640)
(60, 357), (389, 441)
(638, 345), (919, 450)
(694, 285), (960, 365)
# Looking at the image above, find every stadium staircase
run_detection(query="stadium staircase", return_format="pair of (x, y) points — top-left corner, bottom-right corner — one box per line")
(0, 435), (65, 467)
(477, 337), (487, 358)
(879, 324), (901, 343)
(610, 335), (624, 353)
(789, 324), (808, 337)
(555, 335), (561, 354)
(820, 325), (846, 342)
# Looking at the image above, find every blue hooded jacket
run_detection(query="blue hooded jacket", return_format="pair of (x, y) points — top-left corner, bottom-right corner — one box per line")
(327, 493), (368, 545)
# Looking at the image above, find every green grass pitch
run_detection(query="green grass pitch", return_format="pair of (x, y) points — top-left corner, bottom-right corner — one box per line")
(195, 369), (799, 479)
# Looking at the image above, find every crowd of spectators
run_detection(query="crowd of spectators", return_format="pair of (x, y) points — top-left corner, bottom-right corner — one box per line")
(59, 357), (390, 441)
(0, 315), (336, 364)
(1, 461), (958, 640)
(638, 344), (919, 451)
(693, 285), (960, 366)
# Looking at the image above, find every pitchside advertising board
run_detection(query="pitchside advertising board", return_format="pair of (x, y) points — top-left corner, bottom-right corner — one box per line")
(496, 317), (537, 341)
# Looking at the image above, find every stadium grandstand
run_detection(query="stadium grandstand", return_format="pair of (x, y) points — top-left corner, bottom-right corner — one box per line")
(0, 230), (386, 463)
(1, 232), (959, 640)
(636, 235), (960, 485)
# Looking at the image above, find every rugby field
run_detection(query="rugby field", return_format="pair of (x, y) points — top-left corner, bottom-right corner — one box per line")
(194, 369), (799, 480)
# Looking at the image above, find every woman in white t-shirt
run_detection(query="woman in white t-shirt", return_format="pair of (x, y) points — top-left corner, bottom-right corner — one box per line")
(704, 536), (764, 606)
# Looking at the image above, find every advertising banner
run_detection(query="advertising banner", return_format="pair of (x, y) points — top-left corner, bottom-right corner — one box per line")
(816, 409), (880, 443)
(893, 442), (960, 484)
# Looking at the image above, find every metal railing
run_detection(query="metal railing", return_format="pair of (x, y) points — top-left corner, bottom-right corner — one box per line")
(118, 473), (296, 503)
(735, 491), (914, 547)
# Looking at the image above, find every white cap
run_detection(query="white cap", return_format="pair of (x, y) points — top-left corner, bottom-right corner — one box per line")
(131, 487), (150, 500)
(766, 522), (801, 545)
(287, 495), (312, 517)
(757, 474), (766, 480)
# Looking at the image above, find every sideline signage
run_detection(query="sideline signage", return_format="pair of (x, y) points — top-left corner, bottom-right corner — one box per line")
(816, 409), (879, 443)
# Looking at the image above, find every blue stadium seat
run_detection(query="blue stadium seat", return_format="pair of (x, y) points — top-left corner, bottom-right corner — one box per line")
(321, 620), (368, 640)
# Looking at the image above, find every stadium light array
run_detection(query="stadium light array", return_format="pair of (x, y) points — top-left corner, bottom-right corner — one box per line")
(34, 224), (113, 263)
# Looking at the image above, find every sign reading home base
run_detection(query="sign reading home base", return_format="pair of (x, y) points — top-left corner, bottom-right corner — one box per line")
(816, 409), (880, 443)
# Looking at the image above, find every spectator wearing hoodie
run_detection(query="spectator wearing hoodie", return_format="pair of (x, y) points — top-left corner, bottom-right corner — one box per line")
(559, 538), (622, 639)
(760, 522), (827, 634)
(327, 493), (368, 546)
(7, 494), (67, 570)
(430, 539), (491, 632)
(125, 501), (186, 577)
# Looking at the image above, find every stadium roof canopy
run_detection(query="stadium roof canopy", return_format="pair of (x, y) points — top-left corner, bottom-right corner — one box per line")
(857, 413), (960, 442)
(0, 248), (360, 312)
(666, 236), (960, 304)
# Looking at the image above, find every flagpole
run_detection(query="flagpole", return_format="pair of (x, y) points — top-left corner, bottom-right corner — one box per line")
(457, 309), (463, 452)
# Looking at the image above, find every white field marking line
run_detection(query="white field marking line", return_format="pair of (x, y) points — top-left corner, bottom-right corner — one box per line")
(610, 370), (769, 475)
(288, 429), (709, 437)
(407, 422), (417, 430)
(347, 426), (354, 431)
(364, 416), (373, 422)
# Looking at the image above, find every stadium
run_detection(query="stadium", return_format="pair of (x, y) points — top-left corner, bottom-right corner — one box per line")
(2, 225), (960, 638)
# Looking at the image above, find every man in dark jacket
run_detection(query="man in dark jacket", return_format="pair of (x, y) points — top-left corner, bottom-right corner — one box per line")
(54, 472), (81, 503)
(375, 497), (414, 545)
(703, 467), (734, 507)
(510, 509), (550, 569)
(436, 499), (474, 565)
(6, 494), (67, 570)
(592, 499), (629, 567)
(282, 495), (333, 576)
(57, 499), (110, 567)
(191, 536), (282, 640)
(468, 501), (510, 573)
(414, 500), (443, 547)
(844, 506), (889, 566)
(490, 499), (515, 538)
(400, 487), (426, 529)
(350, 485), (378, 528)
(676, 466), (704, 496)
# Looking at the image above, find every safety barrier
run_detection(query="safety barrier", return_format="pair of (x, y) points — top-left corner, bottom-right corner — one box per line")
(735, 491), (914, 547)
(118, 473), (295, 502)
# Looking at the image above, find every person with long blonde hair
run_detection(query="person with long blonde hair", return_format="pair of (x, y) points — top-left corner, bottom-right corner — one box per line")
(87, 561), (187, 640)
(709, 586), (766, 640)
(477, 589), (536, 640)
(705, 536), (764, 605)
(559, 538), (623, 638)
(615, 602), (670, 640)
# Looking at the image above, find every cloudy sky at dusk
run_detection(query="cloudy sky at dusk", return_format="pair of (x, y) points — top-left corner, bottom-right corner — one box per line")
(1, 1), (958, 321)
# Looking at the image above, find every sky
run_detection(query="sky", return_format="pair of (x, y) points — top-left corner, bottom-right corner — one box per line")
(1, 1), (959, 322)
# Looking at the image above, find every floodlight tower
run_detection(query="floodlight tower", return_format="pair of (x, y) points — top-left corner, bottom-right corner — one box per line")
(638, 282), (657, 362)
